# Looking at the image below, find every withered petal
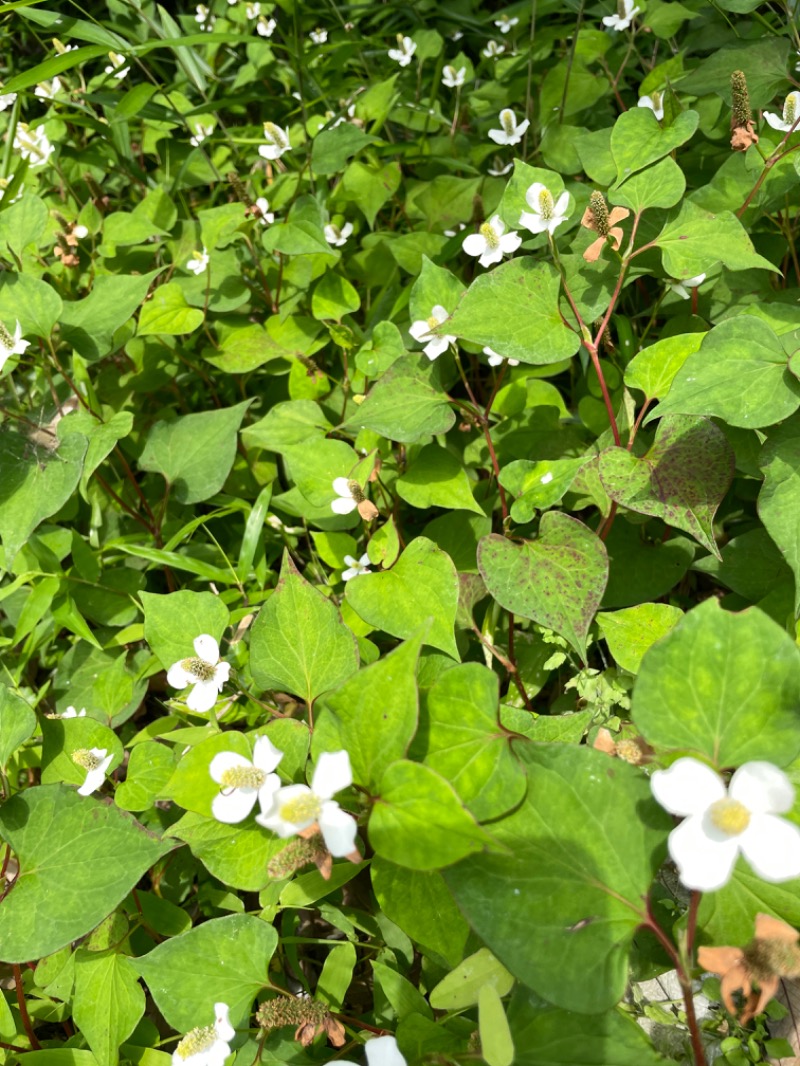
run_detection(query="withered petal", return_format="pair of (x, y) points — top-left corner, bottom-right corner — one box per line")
(755, 913), (799, 943)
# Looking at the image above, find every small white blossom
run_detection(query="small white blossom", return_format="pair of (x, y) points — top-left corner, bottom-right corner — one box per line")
(61, 706), (87, 719)
(210, 736), (283, 824)
(256, 15), (276, 36)
(451, 31), (463, 41)
(13, 124), (55, 168)
(488, 160), (514, 176)
(73, 747), (114, 797)
(462, 214), (521, 268)
(186, 248), (210, 275)
(331, 478), (358, 515)
(259, 122), (291, 160)
(254, 196), (274, 224)
(494, 14), (519, 32)
(324, 221), (353, 247)
(488, 107), (529, 146)
(245, 1), (260, 15)
(167, 634), (231, 714)
(309, 27), (327, 44)
(256, 750), (358, 857)
(638, 91), (664, 121)
(442, 65), (467, 89)
(342, 553), (371, 581)
(388, 35), (416, 67)
(484, 346), (519, 367)
(34, 77), (63, 101)
(602, 0), (640, 30)
(190, 123), (215, 146)
(0, 92), (17, 111)
(409, 305), (456, 361)
(0, 320), (30, 371)
(651, 758), (800, 892)
(172, 1003), (235, 1066)
(519, 182), (570, 236)
(195, 4), (211, 23)
(667, 273), (705, 299)
(73, 224), (89, 239)
(764, 91), (800, 133)
(104, 52), (130, 79)
(339, 1035), (407, 1066)
(482, 40), (505, 58)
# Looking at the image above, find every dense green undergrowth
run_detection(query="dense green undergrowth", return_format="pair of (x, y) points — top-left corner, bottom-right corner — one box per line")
(2, 0), (800, 1064)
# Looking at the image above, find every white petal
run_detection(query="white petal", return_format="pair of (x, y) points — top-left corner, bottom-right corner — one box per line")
(525, 183), (547, 209)
(78, 766), (107, 796)
(209, 751), (250, 784)
(253, 735), (284, 773)
(515, 119), (530, 137)
(424, 336), (449, 360)
(186, 680), (220, 713)
(479, 247), (504, 268)
(331, 496), (359, 514)
(500, 231), (522, 254)
(408, 320), (431, 342)
(740, 814), (800, 881)
(431, 305), (449, 323)
(194, 634), (220, 662)
(341, 567), (359, 581)
(332, 476), (353, 497)
(650, 757), (725, 817)
(358, 553), (371, 566)
(667, 814), (740, 891)
(319, 802), (358, 857)
(729, 762), (795, 815)
(257, 773), (282, 810)
(214, 661), (231, 685)
(764, 112), (788, 131)
(214, 1004), (235, 1042)
(256, 784), (314, 834)
(312, 750), (353, 799)
(364, 1036), (407, 1066)
(519, 211), (548, 234)
(462, 233), (487, 257)
(553, 191), (570, 216)
(167, 662), (193, 689)
(212, 788), (258, 824)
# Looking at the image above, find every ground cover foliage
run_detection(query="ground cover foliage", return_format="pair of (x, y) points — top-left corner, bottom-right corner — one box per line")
(2, 0), (800, 1063)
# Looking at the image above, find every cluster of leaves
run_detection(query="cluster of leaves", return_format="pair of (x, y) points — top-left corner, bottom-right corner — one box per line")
(2, 0), (800, 1064)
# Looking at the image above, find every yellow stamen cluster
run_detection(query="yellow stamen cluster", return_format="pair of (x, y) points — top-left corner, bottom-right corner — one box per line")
(588, 191), (610, 236)
(500, 109), (515, 136)
(0, 321), (12, 348)
(72, 749), (101, 771)
(182, 657), (216, 682)
(709, 797), (751, 836)
(730, 70), (752, 129)
(537, 189), (554, 220)
(263, 122), (287, 147)
(785, 95), (797, 126)
(174, 1025), (217, 1060)
(347, 479), (366, 503)
(256, 995), (328, 1031)
(219, 765), (267, 790)
(280, 792), (322, 824)
(479, 221), (500, 249)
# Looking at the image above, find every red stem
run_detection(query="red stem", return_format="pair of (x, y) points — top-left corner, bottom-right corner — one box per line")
(13, 964), (41, 1050)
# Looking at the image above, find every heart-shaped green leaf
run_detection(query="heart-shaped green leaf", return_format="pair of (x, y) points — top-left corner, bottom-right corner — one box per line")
(611, 108), (698, 184)
(759, 417), (800, 615)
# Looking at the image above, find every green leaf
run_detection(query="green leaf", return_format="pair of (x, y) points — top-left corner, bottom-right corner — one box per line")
(597, 604), (683, 674)
(40, 716), (124, 789)
(282, 436), (360, 509)
(60, 271), (160, 361)
(647, 318), (800, 428)
(141, 589), (230, 672)
(73, 951), (145, 1066)
(137, 281), (204, 336)
(346, 537), (460, 658)
(655, 202), (776, 277)
(677, 36), (791, 110)
(372, 959), (433, 1020)
(133, 913), (278, 1031)
(169, 811), (284, 891)
(0, 195), (49, 256)
(311, 125), (375, 176)
(59, 410), (135, 498)
(479, 985), (515, 1066)
(115, 741), (176, 812)
(631, 598), (800, 766)
(499, 458), (585, 523)
(347, 359), (456, 443)
(624, 333), (705, 400)
(369, 760), (491, 870)
(261, 220), (336, 258)
(598, 415), (734, 559)
(204, 324), (288, 374)
(409, 257), (465, 325)
(603, 519), (695, 608)
(446, 259), (581, 366)
(478, 515), (608, 662)
(242, 399), (332, 453)
(696, 864), (800, 945)
(692, 528), (792, 603)
(0, 272), (63, 337)
(341, 160), (402, 228)
(250, 550), (359, 702)
(317, 942), (356, 1011)
(396, 443), (483, 515)
(610, 108), (698, 184)
(759, 418), (800, 615)
(0, 785), (170, 963)
(311, 271), (361, 321)
(609, 155), (685, 212)
(444, 745), (670, 1014)
(0, 685), (36, 770)
(138, 400), (251, 504)
(430, 948), (514, 1010)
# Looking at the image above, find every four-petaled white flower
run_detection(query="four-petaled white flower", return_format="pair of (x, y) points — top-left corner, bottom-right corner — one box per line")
(342, 553), (371, 581)
(167, 634), (231, 714)
(210, 735), (283, 824)
(409, 305), (456, 361)
(73, 747), (114, 797)
(61, 706), (87, 718)
(482, 41), (505, 58)
(462, 215), (521, 268)
(0, 92), (16, 111)
(651, 757), (800, 892)
(638, 91), (664, 121)
(254, 196), (274, 224)
(256, 15), (276, 36)
(104, 52), (130, 79)
(186, 248), (210, 275)
(602, 0), (640, 30)
(488, 108), (529, 146)
(245, 1), (260, 16)
(442, 65), (467, 89)
(494, 14), (519, 32)
(484, 346), (520, 367)
(388, 35), (416, 67)
(172, 1002), (235, 1066)
(0, 320), (30, 371)
(310, 27), (327, 44)
(190, 123), (214, 147)
(667, 273), (705, 299)
(519, 182), (570, 235)
(339, 1035), (407, 1066)
(259, 122), (291, 160)
(764, 91), (800, 133)
(256, 750), (358, 858)
(13, 124), (55, 168)
(324, 221), (353, 247)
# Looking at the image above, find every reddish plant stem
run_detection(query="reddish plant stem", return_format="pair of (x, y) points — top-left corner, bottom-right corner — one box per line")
(471, 624), (533, 711)
(12, 964), (41, 1050)
(737, 120), (800, 219)
(686, 890), (701, 957)
(628, 398), (652, 451)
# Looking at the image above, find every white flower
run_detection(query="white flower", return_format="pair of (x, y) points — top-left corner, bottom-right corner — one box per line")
(254, 196), (274, 224)
(638, 91), (664, 121)
(482, 41), (505, 58)
(764, 91), (800, 133)
(409, 304), (456, 361)
(462, 215), (522, 268)
(488, 160), (513, 176)
(167, 634), (231, 714)
(667, 273), (705, 299)
(209, 736), (283, 824)
(190, 123), (214, 147)
(602, 0), (640, 30)
(0, 321), (30, 371)
(388, 35), (416, 67)
(104, 52), (130, 79)
(172, 1002), (235, 1066)
(73, 747), (114, 797)
(13, 124), (55, 168)
(324, 221), (353, 247)
(339, 1035), (407, 1066)
(61, 706), (87, 718)
(494, 14), (519, 32)
(488, 108), (529, 145)
(245, 1), (260, 15)
(484, 346), (519, 367)
(519, 182), (570, 235)
(186, 248), (210, 275)
(442, 65), (467, 88)
(256, 15), (276, 36)
(342, 553), (371, 581)
(309, 27), (327, 43)
(195, 4), (211, 23)
(0, 92), (16, 111)
(651, 758), (800, 892)
(256, 750), (358, 858)
(34, 77), (63, 101)
(259, 122), (291, 160)
(331, 478), (358, 515)
(73, 224), (89, 239)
